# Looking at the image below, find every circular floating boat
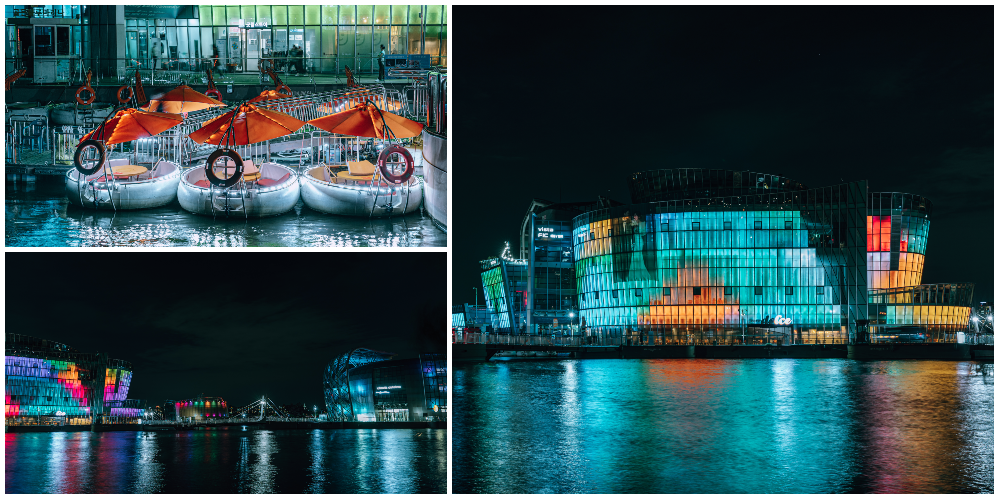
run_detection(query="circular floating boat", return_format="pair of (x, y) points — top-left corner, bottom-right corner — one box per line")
(299, 165), (423, 217)
(65, 159), (181, 210)
(177, 162), (300, 217)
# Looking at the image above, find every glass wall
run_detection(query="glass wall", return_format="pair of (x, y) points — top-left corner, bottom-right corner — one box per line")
(866, 192), (933, 290)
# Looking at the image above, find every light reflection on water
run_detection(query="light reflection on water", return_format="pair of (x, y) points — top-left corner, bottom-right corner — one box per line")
(6, 179), (445, 247)
(6, 429), (446, 494)
(453, 359), (994, 494)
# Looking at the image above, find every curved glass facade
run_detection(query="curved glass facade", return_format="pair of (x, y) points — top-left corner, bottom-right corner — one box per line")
(866, 192), (933, 290)
(324, 350), (445, 422)
(868, 283), (974, 341)
(628, 168), (808, 204)
(5, 333), (144, 426)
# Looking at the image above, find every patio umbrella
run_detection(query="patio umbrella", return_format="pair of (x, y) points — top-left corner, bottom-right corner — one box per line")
(78, 108), (184, 146)
(189, 102), (306, 146)
(143, 84), (226, 114)
(247, 89), (293, 103)
(307, 102), (423, 140)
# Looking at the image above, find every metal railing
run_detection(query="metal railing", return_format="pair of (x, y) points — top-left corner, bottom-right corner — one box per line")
(454, 332), (624, 347)
(141, 417), (316, 426)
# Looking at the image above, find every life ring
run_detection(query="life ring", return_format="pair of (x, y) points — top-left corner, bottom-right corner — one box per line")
(116, 86), (134, 104)
(205, 149), (244, 188)
(74, 139), (107, 175)
(205, 88), (222, 101)
(75, 85), (95, 105)
(276, 83), (292, 95)
(377, 144), (414, 184)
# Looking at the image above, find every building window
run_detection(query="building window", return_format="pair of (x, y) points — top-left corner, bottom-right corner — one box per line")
(785, 220), (793, 230)
(590, 232), (594, 240)
(785, 286), (793, 295)
(612, 289), (618, 299)
(754, 220), (763, 230)
(817, 287), (824, 295)
(608, 229), (612, 237)
(663, 287), (671, 296)
(724, 221), (732, 230)
(634, 288), (642, 297)
(754, 286), (763, 295)
(724, 286), (733, 295)
(593, 291), (599, 300)
(664, 221), (669, 231)
(693, 287), (701, 296)
(692, 222), (700, 230)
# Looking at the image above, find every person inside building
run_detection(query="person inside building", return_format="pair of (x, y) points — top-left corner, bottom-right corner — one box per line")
(378, 44), (387, 81)
(150, 35), (161, 70)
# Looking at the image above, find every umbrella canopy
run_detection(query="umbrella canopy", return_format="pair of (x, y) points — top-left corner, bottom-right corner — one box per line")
(316, 94), (403, 115)
(143, 85), (226, 114)
(189, 102), (306, 146)
(247, 89), (292, 103)
(307, 102), (424, 140)
(78, 108), (183, 145)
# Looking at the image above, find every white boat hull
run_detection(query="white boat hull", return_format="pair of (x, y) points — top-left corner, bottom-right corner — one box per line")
(65, 161), (181, 210)
(177, 162), (300, 218)
(299, 166), (423, 217)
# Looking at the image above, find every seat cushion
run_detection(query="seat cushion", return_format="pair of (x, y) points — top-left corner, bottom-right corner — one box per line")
(257, 173), (290, 187)
(193, 179), (210, 188)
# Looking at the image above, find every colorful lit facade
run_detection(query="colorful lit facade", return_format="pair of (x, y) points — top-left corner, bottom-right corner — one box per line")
(474, 168), (974, 345)
(164, 396), (229, 421)
(5, 333), (144, 426)
(324, 349), (446, 422)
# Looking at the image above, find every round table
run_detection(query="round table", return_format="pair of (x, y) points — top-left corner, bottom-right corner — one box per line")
(213, 164), (260, 183)
(111, 165), (147, 179)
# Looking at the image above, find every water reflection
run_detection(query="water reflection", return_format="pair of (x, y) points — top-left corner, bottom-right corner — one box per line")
(453, 359), (993, 494)
(6, 179), (445, 247)
(6, 429), (445, 494)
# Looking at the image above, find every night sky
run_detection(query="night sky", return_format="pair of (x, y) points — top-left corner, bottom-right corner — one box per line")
(6, 252), (446, 412)
(454, 6), (993, 304)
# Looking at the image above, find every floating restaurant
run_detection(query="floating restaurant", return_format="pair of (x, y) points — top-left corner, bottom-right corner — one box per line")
(458, 169), (981, 347)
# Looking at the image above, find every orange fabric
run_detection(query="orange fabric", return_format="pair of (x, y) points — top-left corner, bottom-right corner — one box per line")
(79, 108), (183, 145)
(307, 103), (423, 140)
(248, 90), (292, 103)
(143, 85), (225, 113)
(188, 103), (306, 146)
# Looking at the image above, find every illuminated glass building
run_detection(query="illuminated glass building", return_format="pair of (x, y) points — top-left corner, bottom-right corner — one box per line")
(5, 333), (144, 426)
(163, 396), (229, 421)
(323, 350), (446, 422)
(475, 168), (973, 345)
(5, 5), (445, 83)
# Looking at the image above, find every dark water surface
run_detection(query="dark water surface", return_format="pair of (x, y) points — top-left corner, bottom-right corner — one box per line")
(5, 428), (446, 494)
(453, 358), (994, 494)
(6, 179), (445, 247)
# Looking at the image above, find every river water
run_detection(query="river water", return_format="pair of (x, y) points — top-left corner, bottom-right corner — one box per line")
(453, 358), (994, 494)
(5, 428), (446, 494)
(5, 179), (445, 247)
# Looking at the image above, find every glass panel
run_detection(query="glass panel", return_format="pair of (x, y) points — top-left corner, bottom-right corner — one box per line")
(241, 5), (255, 24)
(390, 5), (407, 24)
(425, 5), (443, 24)
(374, 25), (389, 57)
(199, 6), (212, 26)
(226, 6), (240, 26)
(304, 27), (318, 71)
(374, 5), (390, 24)
(321, 25), (336, 73)
(408, 5), (423, 24)
(339, 25), (355, 69)
(213, 6), (226, 26)
(56, 26), (69, 56)
(390, 25), (407, 54)
(201, 27), (214, 68)
(272, 6), (287, 26)
(305, 5), (320, 25)
(358, 5), (373, 24)
(289, 5), (304, 25)
(407, 25), (421, 55)
(35, 26), (54, 56)
(256, 6), (271, 25)
(339, 5), (355, 24)
(322, 5), (337, 25)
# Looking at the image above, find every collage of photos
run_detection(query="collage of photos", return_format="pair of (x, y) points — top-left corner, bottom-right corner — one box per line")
(5, 3), (995, 497)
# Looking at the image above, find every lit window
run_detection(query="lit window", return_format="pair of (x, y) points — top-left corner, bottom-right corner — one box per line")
(724, 221), (732, 230)
(593, 291), (599, 300)
(724, 286), (733, 295)
(754, 221), (763, 230)
(634, 288), (642, 297)
(608, 229), (612, 237)
(693, 287), (701, 296)
(612, 289), (619, 299)
(785, 220), (792, 230)
(754, 286), (763, 295)
(785, 286), (793, 295)
(692, 222), (700, 230)
(816, 286), (824, 295)
(590, 232), (594, 240)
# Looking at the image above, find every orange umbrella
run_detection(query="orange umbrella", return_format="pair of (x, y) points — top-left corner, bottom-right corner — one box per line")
(189, 102), (306, 146)
(307, 102), (423, 140)
(78, 108), (184, 145)
(247, 89), (293, 103)
(143, 84), (226, 114)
